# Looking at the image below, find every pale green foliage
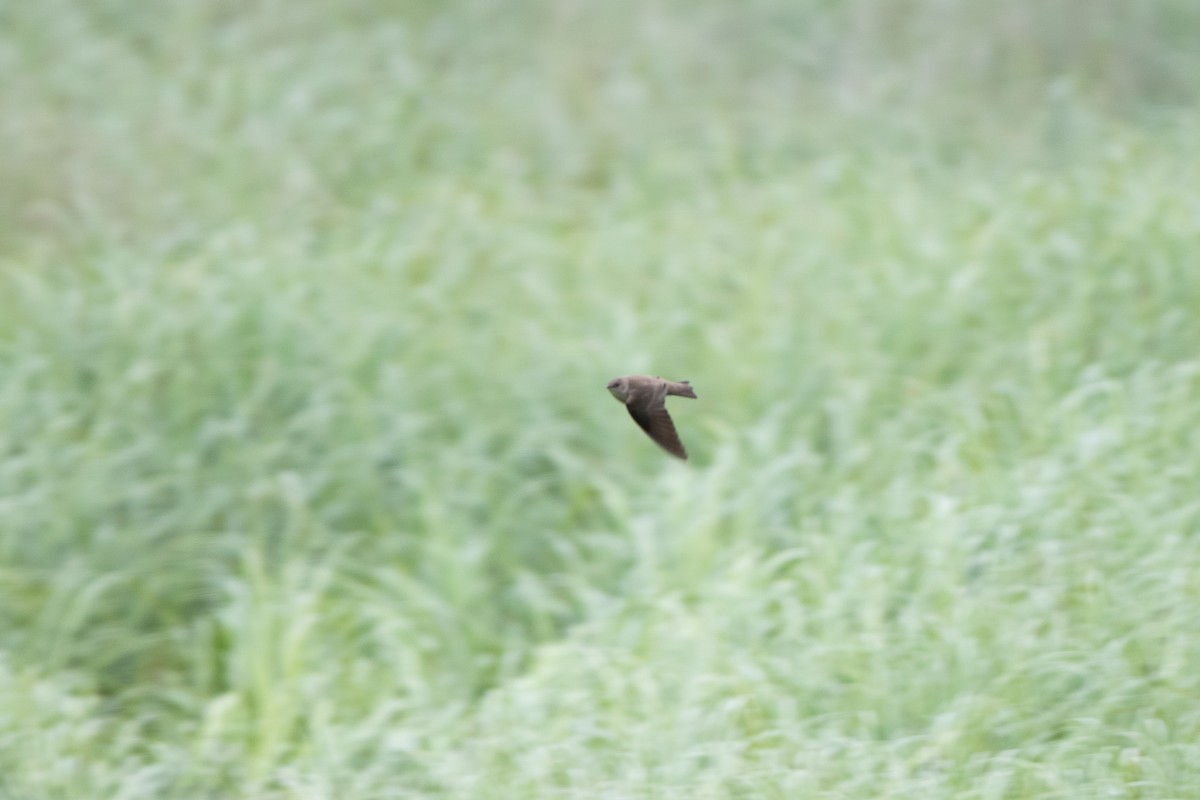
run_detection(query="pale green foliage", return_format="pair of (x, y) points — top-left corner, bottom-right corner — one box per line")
(2, 1), (1200, 797)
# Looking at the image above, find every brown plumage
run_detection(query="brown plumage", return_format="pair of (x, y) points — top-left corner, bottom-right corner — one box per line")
(606, 375), (698, 459)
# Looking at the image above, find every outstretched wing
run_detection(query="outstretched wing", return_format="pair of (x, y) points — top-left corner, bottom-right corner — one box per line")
(625, 383), (688, 459)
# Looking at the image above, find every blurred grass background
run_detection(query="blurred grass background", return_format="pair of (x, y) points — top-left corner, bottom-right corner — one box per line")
(2, 0), (1200, 797)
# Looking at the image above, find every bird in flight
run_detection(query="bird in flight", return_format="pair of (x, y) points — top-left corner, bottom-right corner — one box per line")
(606, 375), (698, 459)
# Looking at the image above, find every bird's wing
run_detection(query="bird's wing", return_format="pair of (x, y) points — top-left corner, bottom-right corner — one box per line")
(625, 383), (687, 459)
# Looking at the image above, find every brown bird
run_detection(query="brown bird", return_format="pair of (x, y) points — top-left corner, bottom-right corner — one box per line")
(606, 375), (698, 459)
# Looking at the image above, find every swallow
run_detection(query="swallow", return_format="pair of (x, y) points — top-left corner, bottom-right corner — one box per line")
(606, 375), (698, 459)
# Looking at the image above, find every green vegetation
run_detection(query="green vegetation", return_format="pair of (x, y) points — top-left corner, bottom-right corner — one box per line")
(3, 1), (1200, 796)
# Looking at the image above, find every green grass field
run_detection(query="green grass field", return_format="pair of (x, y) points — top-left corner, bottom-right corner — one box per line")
(3, 1), (1200, 797)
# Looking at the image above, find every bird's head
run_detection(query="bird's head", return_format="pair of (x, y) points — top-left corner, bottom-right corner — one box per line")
(606, 377), (627, 402)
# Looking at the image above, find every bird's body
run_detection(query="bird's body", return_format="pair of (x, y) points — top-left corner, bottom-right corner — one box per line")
(606, 375), (698, 459)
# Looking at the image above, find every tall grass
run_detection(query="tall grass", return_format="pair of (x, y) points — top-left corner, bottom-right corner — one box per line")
(2, 0), (1200, 797)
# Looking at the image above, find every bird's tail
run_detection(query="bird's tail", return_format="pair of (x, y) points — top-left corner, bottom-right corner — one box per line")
(668, 380), (698, 399)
